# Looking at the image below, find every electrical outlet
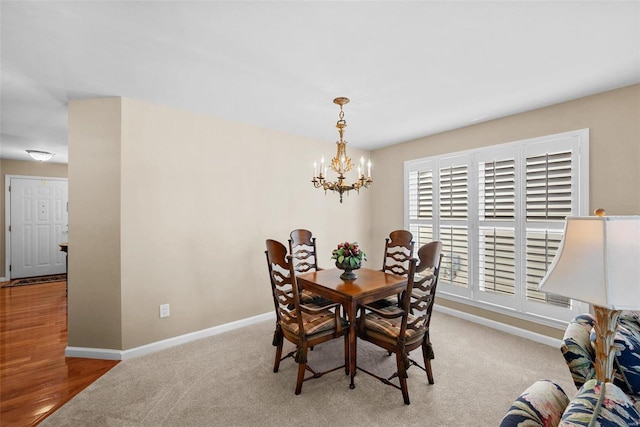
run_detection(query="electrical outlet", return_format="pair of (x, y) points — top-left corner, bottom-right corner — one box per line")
(159, 304), (170, 318)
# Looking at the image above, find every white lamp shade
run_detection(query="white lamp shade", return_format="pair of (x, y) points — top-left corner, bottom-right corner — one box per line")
(538, 216), (640, 310)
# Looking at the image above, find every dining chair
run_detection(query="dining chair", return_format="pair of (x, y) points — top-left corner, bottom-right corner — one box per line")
(288, 229), (330, 306)
(289, 229), (319, 273)
(382, 230), (415, 275)
(370, 230), (415, 309)
(265, 239), (349, 395)
(356, 241), (443, 404)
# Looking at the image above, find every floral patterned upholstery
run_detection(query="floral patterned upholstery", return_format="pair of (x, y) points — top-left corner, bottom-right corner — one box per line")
(561, 314), (596, 389)
(560, 379), (640, 426)
(500, 380), (569, 427)
(613, 312), (640, 396)
(562, 312), (640, 400)
(501, 379), (640, 427)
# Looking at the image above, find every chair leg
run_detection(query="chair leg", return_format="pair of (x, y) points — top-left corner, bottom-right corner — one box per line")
(343, 334), (349, 375)
(422, 338), (434, 384)
(425, 358), (434, 385)
(273, 328), (284, 373)
(295, 344), (308, 395)
(395, 351), (410, 405)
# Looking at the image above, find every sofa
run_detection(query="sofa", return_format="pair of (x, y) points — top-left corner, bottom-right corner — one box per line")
(501, 311), (640, 426)
(499, 379), (640, 426)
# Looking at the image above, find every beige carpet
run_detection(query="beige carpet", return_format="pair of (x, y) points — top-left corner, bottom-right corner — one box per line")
(41, 311), (576, 426)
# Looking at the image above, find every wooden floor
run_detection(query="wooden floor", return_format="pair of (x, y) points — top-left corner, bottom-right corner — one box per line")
(0, 280), (119, 426)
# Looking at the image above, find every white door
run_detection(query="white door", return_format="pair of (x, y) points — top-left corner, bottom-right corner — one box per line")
(10, 177), (68, 279)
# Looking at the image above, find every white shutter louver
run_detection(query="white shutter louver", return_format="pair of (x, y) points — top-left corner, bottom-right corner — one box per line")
(526, 151), (572, 221)
(440, 226), (468, 288)
(526, 231), (569, 308)
(440, 165), (467, 220)
(479, 228), (515, 296)
(479, 159), (515, 220)
(409, 170), (433, 221)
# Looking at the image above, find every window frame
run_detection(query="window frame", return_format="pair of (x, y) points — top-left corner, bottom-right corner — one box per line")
(404, 129), (590, 328)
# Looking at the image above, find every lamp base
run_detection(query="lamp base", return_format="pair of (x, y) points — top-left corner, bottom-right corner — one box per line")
(593, 305), (621, 382)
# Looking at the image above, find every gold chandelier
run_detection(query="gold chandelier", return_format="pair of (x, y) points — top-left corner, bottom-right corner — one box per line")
(312, 97), (372, 203)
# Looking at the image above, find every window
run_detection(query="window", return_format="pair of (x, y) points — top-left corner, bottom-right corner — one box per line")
(405, 129), (589, 325)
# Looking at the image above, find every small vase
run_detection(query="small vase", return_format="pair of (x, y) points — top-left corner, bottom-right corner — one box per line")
(336, 260), (361, 281)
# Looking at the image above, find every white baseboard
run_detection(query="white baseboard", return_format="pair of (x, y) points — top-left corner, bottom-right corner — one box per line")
(65, 311), (275, 360)
(434, 304), (562, 348)
(66, 305), (562, 361)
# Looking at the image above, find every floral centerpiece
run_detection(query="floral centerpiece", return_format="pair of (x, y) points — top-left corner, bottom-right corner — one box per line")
(331, 242), (366, 280)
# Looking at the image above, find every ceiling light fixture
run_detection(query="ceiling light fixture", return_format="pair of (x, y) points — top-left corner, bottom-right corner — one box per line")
(26, 150), (55, 162)
(311, 97), (372, 203)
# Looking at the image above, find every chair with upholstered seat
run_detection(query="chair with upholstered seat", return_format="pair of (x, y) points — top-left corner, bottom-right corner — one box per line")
(357, 241), (443, 404)
(382, 230), (415, 276)
(265, 239), (349, 395)
(288, 229), (319, 274)
(288, 229), (331, 306)
(370, 230), (415, 309)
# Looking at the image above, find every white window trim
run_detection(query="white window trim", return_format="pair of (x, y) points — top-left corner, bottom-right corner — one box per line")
(404, 129), (589, 329)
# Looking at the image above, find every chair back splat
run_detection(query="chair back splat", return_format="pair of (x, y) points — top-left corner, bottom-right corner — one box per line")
(288, 229), (319, 274)
(370, 230), (415, 309)
(265, 239), (349, 395)
(288, 229), (331, 306)
(382, 230), (415, 276)
(357, 240), (443, 404)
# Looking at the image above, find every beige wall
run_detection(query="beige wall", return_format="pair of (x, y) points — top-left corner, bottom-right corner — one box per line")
(370, 84), (640, 339)
(68, 98), (123, 349)
(68, 97), (372, 350)
(0, 159), (68, 280)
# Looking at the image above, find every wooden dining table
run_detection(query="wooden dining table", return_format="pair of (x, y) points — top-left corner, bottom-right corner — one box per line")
(296, 267), (408, 389)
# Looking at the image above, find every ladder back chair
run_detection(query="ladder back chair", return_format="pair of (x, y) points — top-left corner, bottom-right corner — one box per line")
(382, 230), (415, 276)
(371, 229), (415, 309)
(356, 241), (443, 404)
(288, 229), (330, 306)
(265, 239), (349, 395)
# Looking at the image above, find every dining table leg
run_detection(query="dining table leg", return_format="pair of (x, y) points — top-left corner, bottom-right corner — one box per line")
(346, 300), (357, 389)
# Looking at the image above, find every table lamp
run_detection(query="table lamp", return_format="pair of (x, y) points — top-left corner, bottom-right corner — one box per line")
(538, 210), (640, 382)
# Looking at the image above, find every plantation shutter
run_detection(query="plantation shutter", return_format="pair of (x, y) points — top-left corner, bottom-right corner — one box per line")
(439, 164), (468, 288)
(526, 151), (572, 221)
(409, 170), (433, 221)
(525, 150), (572, 308)
(408, 169), (434, 248)
(440, 165), (468, 219)
(440, 226), (469, 288)
(526, 231), (569, 307)
(479, 228), (515, 296)
(478, 158), (516, 295)
(479, 159), (515, 220)
(406, 129), (587, 323)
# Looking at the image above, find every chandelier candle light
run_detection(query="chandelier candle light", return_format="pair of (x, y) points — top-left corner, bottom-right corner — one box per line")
(312, 97), (372, 203)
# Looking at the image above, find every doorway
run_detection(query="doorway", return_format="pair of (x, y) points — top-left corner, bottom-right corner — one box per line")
(7, 176), (68, 279)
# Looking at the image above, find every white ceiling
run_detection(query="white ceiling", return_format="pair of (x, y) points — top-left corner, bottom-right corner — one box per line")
(1, 1), (639, 164)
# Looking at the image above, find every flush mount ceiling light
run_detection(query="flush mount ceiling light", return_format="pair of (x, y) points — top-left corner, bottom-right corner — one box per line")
(26, 150), (55, 162)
